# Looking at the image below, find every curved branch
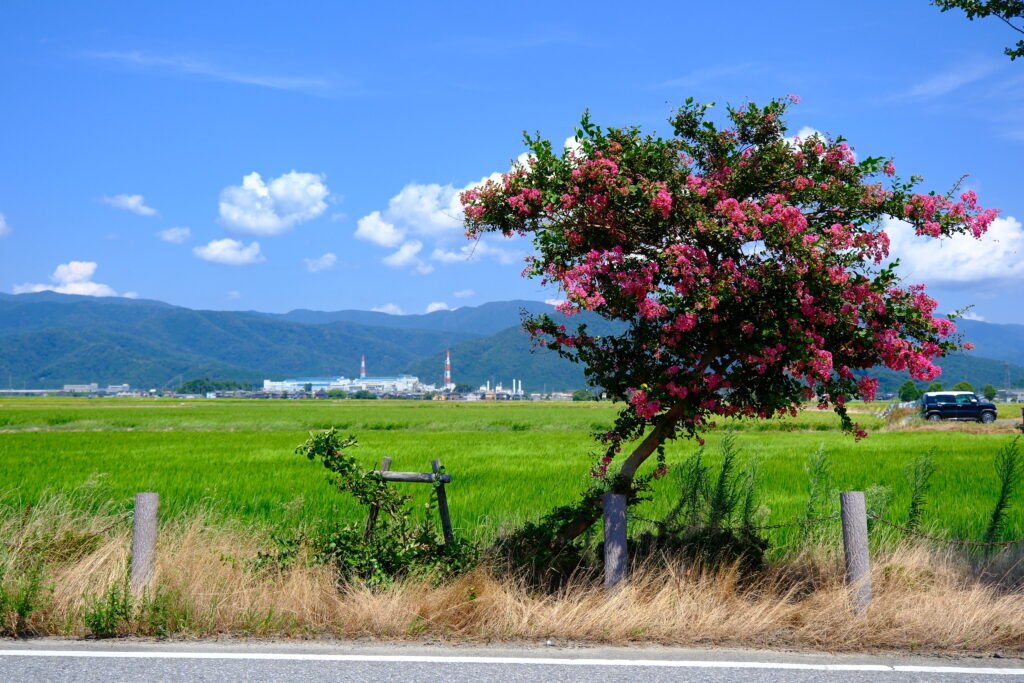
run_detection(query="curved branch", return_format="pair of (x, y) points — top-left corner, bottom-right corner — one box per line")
(618, 402), (689, 480)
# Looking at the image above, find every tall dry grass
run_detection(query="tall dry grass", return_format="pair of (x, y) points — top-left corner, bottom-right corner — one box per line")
(2, 494), (1023, 653)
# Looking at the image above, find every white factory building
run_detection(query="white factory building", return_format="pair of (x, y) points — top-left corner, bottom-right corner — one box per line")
(262, 374), (426, 395)
(263, 354), (431, 395)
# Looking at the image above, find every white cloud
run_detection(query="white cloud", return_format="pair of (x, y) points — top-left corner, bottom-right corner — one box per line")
(123, 291), (139, 299)
(355, 211), (404, 247)
(226, 290), (241, 300)
(453, 289), (475, 298)
(544, 298), (566, 307)
(383, 182), (466, 237)
(219, 171), (329, 235)
(193, 238), (265, 265)
(431, 238), (521, 265)
(425, 302), (451, 313)
(304, 252), (337, 272)
(785, 126), (823, 148)
(101, 194), (158, 216)
(13, 261), (123, 297)
(382, 240), (433, 274)
(794, 126), (821, 141)
(907, 62), (1000, 98)
(0, 212), (10, 238)
(371, 303), (404, 315)
(158, 226), (191, 244)
(960, 310), (986, 321)
(355, 172), (506, 272)
(886, 216), (1024, 285)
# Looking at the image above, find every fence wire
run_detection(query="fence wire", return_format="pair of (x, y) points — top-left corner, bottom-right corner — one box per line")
(628, 511), (1024, 549)
(866, 513), (1024, 549)
(627, 512), (839, 534)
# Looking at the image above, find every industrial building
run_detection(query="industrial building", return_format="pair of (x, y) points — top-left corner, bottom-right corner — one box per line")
(261, 351), (529, 399)
(262, 354), (432, 395)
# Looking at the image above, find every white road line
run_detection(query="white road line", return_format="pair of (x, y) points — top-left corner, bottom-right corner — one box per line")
(0, 650), (1021, 675)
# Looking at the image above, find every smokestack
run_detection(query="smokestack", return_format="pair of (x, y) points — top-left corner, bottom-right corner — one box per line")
(444, 350), (451, 388)
(360, 354), (366, 379)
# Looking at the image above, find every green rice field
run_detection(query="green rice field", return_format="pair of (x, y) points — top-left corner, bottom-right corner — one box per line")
(1, 397), (1021, 548)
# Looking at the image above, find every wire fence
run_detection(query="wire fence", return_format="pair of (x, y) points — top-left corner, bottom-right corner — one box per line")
(627, 511), (1024, 549)
(866, 513), (1024, 549)
(627, 512), (839, 534)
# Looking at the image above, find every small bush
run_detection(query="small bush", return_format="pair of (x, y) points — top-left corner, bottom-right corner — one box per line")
(267, 429), (478, 585)
(82, 579), (133, 638)
(0, 560), (47, 636)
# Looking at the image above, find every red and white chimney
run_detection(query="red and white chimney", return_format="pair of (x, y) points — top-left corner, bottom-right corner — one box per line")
(444, 350), (452, 389)
(360, 354), (366, 379)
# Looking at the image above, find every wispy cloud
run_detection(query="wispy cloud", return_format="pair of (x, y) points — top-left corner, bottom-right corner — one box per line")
(655, 63), (758, 89)
(906, 61), (1001, 98)
(86, 50), (338, 96)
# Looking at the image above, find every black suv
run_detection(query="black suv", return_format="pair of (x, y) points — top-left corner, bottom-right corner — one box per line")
(918, 391), (997, 423)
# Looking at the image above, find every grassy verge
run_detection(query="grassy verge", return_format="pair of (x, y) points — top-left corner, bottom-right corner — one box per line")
(2, 492), (1022, 653)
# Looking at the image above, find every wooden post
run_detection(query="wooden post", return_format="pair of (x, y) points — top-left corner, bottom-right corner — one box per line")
(840, 491), (872, 613)
(603, 492), (627, 589)
(363, 456), (392, 541)
(431, 459), (454, 545)
(130, 492), (158, 593)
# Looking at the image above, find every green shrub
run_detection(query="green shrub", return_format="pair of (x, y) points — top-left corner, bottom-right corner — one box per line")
(264, 429), (477, 585)
(82, 579), (132, 638)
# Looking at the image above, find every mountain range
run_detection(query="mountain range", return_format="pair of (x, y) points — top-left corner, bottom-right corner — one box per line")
(1, 291), (1022, 393)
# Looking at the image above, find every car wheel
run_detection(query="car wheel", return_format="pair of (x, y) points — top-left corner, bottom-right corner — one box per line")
(980, 412), (996, 424)
(927, 413), (942, 421)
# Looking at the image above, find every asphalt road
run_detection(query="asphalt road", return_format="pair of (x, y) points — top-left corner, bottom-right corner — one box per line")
(2, 639), (1022, 682)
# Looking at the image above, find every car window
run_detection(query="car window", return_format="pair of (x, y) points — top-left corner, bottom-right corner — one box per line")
(956, 395), (972, 404)
(936, 394), (955, 403)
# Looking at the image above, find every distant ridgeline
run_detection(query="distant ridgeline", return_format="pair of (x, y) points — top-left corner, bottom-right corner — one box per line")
(1, 292), (1023, 394)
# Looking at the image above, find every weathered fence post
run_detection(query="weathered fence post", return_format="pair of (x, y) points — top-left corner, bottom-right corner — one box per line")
(363, 456), (392, 540)
(840, 490), (872, 613)
(130, 492), (158, 593)
(603, 492), (627, 589)
(431, 459), (454, 545)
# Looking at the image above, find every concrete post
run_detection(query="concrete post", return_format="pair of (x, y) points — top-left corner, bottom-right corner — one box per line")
(840, 491), (872, 613)
(603, 492), (627, 590)
(130, 492), (159, 593)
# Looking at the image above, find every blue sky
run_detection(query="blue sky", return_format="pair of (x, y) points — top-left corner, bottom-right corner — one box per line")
(1, 1), (1022, 321)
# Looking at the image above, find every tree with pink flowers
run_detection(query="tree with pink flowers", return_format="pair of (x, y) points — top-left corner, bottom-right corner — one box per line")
(462, 96), (997, 541)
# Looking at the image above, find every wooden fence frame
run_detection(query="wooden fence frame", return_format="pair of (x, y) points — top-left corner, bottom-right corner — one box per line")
(363, 458), (454, 544)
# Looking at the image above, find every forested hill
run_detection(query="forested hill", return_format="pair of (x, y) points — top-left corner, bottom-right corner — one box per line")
(0, 293), (474, 388)
(1, 292), (1022, 393)
(267, 300), (557, 336)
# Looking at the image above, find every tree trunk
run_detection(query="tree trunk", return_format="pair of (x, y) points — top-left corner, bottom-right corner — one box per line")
(551, 402), (688, 546)
(618, 402), (688, 480)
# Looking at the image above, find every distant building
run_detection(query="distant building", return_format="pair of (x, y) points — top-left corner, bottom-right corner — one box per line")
(63, 383), (98, 393)
(263, 374), (428, 395)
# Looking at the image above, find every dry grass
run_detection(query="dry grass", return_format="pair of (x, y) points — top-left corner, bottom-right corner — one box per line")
(3, 496), (1024, 654)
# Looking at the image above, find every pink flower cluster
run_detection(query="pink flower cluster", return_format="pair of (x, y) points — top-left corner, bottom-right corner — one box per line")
(629, 389), (661, 419)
